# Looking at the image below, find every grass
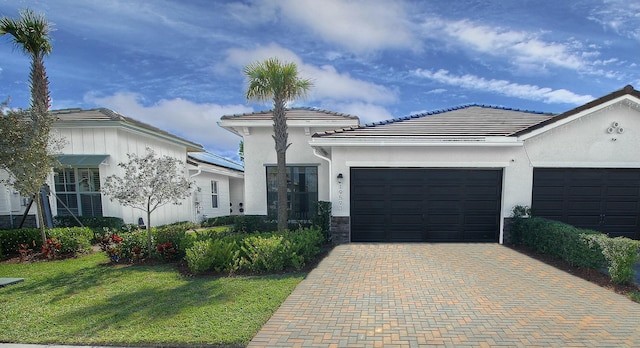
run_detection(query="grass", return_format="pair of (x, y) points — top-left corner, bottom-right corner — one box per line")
(0, 252), (304, 347)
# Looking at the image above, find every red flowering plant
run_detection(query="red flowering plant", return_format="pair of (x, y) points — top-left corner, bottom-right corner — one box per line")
(156, 242), (178, 261)
(42, 238), (62, 260)
(99, 233), (123, 263)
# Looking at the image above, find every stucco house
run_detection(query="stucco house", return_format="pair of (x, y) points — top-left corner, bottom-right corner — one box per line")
(0, 108), (244, 228)
(221, 85), (640, 244)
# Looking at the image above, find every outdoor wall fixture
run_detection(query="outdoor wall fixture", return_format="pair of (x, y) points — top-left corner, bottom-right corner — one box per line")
(337, 173), (344, 184)
(607, 121), (624, 141)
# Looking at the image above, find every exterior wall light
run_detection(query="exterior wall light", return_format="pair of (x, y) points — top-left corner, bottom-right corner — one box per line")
(337, 173), (344, 184)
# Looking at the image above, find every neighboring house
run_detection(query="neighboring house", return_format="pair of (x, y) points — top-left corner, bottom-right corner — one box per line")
(222, 86), (640, 244)
(0, 108), (244, 228)
(219, 107), (359, 220)
(188, 151), (245, 222)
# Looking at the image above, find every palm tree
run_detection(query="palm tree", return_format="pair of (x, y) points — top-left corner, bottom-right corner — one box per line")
(244, 58), (313, 231)
(1, 8), (54, 242)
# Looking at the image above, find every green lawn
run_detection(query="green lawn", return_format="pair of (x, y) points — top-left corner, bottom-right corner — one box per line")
(0, 252), (304, 347)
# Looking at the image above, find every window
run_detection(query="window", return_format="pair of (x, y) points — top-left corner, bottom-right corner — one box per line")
(266, 166), (318, 220)
(54, 167), (103, 217)
(211, 180), (218, 208)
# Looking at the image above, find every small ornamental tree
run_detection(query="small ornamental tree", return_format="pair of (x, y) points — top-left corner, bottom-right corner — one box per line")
(102, 148), (192, 253)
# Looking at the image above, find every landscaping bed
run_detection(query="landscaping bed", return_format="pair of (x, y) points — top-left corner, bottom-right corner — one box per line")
(509, 244), (640, 302)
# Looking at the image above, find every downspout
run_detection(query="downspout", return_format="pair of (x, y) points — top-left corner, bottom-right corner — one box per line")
(312, 146), (332, 203)
(189, 165), (202, 223)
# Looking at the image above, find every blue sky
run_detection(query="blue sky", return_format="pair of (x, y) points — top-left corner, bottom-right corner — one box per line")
(1, 0), (638, 160)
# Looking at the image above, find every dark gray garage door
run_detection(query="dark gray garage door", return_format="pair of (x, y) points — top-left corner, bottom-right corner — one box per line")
(532, 168), (640, 239)
(350, 168), (502, 242)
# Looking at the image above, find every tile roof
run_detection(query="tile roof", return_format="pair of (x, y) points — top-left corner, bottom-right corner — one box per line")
(51, 108), (203, 151)
(188, 151), (244, 172)
(313, 105), (554, 138)
(220, 107), (360, 121)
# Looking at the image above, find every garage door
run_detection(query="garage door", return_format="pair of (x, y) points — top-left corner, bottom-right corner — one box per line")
(532, 168), (640, 239)
(350, 168), (502, 242)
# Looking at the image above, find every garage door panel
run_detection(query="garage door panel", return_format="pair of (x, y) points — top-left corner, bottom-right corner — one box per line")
(605, 201), (638, 212)
(533, 168), (640, 239)
(351, 168), (501, 242)
(391, 185), (423, 195)
(391, 214), (422, 224)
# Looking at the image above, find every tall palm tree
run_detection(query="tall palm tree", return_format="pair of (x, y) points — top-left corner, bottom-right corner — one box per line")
(244, 58), (313, 231)
(1, 8), (54, 241)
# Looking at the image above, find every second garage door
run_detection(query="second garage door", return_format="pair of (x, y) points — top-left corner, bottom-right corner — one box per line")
(532, 168), (640, 239)
(350, 168), (502, 242)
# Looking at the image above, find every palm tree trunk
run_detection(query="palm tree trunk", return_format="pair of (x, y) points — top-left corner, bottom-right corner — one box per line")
(273, 100), (289, 231)
(276, 150), (288, 231)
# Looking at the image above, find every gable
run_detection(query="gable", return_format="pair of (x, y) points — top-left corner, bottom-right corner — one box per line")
(523, 97), (640, 166)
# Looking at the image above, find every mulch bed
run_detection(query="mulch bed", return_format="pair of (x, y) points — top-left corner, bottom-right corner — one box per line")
(508, 244), (640, 298)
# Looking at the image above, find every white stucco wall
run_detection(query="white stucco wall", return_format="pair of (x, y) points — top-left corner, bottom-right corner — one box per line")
(523, 102), (640, 167)
(242, 126), (330, 215)
(318, 98), (640, 243)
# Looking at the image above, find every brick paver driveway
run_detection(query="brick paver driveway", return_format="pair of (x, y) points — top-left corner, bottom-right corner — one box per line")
(249, 244), (640, 347)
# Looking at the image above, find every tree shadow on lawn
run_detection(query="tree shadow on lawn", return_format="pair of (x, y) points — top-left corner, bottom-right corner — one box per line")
(48, 267), (301, 342)
(4, 260), (178, 303)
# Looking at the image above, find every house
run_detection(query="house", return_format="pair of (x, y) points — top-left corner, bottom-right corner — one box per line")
(219, 107), (359, 220)
(0, 108), (244, 228)
(221, 85), (640, 243)
(188, 151), (245, 222)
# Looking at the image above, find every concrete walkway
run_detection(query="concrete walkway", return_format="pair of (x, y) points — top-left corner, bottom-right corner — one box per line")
(249, 244), (640, 347)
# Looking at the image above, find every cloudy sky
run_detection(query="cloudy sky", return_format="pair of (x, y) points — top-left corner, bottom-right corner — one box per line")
(0, 0), (638, 161)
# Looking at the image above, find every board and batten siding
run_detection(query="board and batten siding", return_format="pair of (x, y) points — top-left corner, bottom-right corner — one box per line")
(54, 125), (195, 227)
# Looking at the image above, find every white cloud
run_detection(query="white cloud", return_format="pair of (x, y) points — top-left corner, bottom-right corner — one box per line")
(413, 69), (594, 105)
(322, 101), (394, 124)
(226, 0), (418, 53)
(84, 92), (252, 159)
(217, 43), (397, 104)
(277, 0), (418, 53)
(420, 17), (608, 76)
(588, 0), (640, 41)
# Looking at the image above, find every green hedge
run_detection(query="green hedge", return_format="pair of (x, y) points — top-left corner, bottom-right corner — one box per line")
(231, 215), (312, 234)
(510, 216), (606, 269)
(583, 234), (640, 284)
(201, 215), (236, 227)
(0, 227), (92, 258)
(48, 227), (93, 256)
(185, 227), (324, 274)
(0, 228), (41, 256)
(54, 216), (125, 231)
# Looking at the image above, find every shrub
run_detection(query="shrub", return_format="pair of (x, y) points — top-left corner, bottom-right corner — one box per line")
(312, 201), (332, 242)
(119, 229), (148, 263)
(239, 234), (291, 272)
(99, 233), (124, 262)
(284, 227), (324, 264)
(201, 215), (236, 227)
(0, 228), (41, 256)
(233, 215), (265, 233)
(54, 216), (125, 238)
(41, 238), (62, 260)
(184, 227), (325, 274)
(153, 224), (190, 259)
(583, 234), (640, 284)
(185, 240), (216, 274)
(510, 216), (606, 269)
(47, 227), (93, 256)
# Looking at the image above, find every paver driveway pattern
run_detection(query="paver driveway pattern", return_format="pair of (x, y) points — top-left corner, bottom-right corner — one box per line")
(249, 244), (640, 347)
